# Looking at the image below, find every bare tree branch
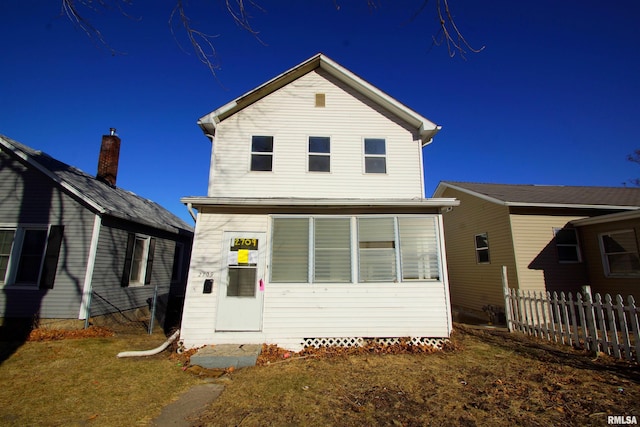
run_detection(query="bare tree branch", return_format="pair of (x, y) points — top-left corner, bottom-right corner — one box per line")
(60, 0), (134, 56)
(169, 0), (222, 77)
(60, 0), (482, 80)
(434, 0), (485, 58)
(225, 0), (266, 44)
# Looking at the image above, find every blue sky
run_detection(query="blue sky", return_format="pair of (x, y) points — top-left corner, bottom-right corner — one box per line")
(2, 1), (640, 224)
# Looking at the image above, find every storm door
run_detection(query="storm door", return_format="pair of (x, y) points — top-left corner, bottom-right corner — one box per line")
(215, 232), (266, 331)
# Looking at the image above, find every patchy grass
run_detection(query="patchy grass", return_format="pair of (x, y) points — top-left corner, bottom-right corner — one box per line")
(194, 326), (640, 427)
(0, 328), (203, 426)
(1, 325), (639, 426)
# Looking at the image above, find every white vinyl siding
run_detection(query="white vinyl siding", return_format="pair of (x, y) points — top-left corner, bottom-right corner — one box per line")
(207, 70), (424, 198)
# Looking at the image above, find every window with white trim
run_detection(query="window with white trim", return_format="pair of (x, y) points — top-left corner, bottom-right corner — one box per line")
(600, 230), (640, 276)
(0, 225), (64, 288)
(554, 227), (581, 263)
(270, 216), (440, 283)
(308, 136), (330, 172)
(475, 233), (490, 264)
(0, 230), (15, 284)
(122, 233), (155, 287)
(364, 138), (386, 173)
(250, 136), (273, 171)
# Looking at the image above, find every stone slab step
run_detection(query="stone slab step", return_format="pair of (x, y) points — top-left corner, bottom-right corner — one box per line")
(190, 344), (262, 369)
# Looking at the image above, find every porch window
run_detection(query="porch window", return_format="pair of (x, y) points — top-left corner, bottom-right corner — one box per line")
(358, 217), (396, 282)
(364, 138), (386, 173)
(270, 216), (441, 284)
(475, 233), (490, 264)
(398, 217), (440, 280)
(271, 218), (310, 282)
(600, 230), (640, 276)
(314, 218), (351, 282)
(554, 228), (581, 263)
(250, 136), (274, 171)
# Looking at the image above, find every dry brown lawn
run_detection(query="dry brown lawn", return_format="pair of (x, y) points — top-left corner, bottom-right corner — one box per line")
(193, 325), (640, 427)
(0, 324), (639, 426)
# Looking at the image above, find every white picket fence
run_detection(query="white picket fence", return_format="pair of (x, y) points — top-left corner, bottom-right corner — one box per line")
(501, 267), (640, 363)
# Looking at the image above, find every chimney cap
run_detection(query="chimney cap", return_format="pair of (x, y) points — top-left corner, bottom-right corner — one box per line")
(109, 128), (116, 136)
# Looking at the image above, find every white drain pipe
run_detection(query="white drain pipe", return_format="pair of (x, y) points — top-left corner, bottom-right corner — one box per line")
(117, 329), (180, 358)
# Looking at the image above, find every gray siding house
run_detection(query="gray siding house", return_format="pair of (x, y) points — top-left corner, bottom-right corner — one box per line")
(0, 132), (193, 330)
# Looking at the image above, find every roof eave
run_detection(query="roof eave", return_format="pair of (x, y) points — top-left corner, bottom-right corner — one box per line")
(181, 196), (459, 209)
(197, 53), (440, 142)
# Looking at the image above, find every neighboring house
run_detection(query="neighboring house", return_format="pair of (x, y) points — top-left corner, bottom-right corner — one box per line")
(572, 210), (640, 299)
(433, 181), (640, 320)
(179, 53), (459, 351)
(0, 132), (193, 329)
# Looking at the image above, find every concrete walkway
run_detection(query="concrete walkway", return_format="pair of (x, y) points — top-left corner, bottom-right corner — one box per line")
(151, 382), (224, 427)
(151, 344), (262, 426)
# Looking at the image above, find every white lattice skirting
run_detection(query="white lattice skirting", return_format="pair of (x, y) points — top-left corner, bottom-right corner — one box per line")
(302, 336), (447, 349)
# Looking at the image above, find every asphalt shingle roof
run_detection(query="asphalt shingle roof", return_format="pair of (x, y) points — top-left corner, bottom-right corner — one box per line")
(441, 182), (640, 208)
(1, 135), (193, 234)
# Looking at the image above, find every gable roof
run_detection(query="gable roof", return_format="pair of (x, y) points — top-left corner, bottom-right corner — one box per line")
(434, 181), (640, 210)
(0, 135), (193, 234)
(197, 53), (441, 145)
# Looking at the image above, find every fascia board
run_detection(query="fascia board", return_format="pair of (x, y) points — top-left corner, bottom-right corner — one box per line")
(181, 196), (459, 208)
(571, 209), (640, 226)
(506, 202), (640, 210)
(0, 138), (106, 215)
(197, 53), (439, 142)
(318, 55), (439, 139)
(436, 183), (508, 205)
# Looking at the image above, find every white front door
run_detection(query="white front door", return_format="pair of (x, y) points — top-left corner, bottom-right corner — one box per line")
(215, 232), (266, 331)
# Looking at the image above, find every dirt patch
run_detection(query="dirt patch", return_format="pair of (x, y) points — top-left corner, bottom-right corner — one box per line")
(192, 325), (640, 426)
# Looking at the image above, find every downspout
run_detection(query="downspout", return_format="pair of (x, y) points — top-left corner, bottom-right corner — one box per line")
(117, 329), (180, 358)
(186, 203), (197, 223)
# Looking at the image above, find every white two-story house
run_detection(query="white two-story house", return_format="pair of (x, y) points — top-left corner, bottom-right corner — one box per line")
(179, 53), (459, 351)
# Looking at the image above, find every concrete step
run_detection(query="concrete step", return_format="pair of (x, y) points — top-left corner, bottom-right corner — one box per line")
(190, 344), (262, 369)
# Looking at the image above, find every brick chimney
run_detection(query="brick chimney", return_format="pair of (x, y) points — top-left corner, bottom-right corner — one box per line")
(97, 128), (121, 187)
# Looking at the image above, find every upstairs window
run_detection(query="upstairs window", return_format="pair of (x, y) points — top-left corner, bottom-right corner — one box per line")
(554, 228), (581, 263)
(251, 136), (273, 171)
(364, 138), (386, 173)
(308, 136), (330, 172)
(475, 233), (490, 264)
(600, 230), (640, 276)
